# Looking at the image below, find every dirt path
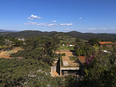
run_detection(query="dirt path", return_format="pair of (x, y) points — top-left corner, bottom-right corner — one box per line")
(0, 51), (5, 56)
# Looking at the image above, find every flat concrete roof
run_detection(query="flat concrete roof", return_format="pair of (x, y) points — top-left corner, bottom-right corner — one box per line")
(61, 67), (79, 70)
(63, 61), (68, 66)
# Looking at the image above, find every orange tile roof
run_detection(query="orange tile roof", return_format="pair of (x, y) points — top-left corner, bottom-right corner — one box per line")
(78, 56), (86, 64)
(99, 42), (112, 45)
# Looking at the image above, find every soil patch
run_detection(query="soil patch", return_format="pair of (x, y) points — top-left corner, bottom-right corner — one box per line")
(0, 47), (23, 59)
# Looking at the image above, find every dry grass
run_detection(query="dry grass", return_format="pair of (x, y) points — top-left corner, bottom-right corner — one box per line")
(0, 47), (23, 59)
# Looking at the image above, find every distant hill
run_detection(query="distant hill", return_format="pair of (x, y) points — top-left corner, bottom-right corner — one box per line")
(67, 31), (116, 40)
(51, 32), (76, 43)
(0, 30), (57, 38)
(0, 30), (116, 40)
(0, 29), (18, 32)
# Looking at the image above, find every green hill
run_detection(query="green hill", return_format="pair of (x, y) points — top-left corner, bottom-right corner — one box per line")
(0, 30), (116, 40)
(52, 32), (76, 43)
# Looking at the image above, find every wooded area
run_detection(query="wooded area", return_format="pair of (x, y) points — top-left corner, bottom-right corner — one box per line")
(0, 31), (116, 87)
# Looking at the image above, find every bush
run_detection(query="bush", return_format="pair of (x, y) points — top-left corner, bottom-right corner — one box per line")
(64, 74), (76, 87)
(62, 53), (66, 56)
(69, 56), (79, 62)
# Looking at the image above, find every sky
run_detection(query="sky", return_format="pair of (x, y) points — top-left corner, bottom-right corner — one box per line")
(0, 0), (116, 33)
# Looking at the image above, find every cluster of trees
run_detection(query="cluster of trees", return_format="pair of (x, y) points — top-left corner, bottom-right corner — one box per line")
(88, 38), (99, 46)
(1, 34), (116, 87)
(0, 57), (77, 87)
(0, 36), (79, 87)
(79, 48), (116, 87)
(74, 41), (95, 57)
(10, 37), (59, 65)
(0, 36), (23, 50)
(0, 36), (5, 46)
(10, 36), (60, 65)
(0, 58), (63, 87)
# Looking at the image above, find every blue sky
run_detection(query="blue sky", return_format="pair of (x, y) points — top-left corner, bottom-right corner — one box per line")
(0, 0), (116, 33)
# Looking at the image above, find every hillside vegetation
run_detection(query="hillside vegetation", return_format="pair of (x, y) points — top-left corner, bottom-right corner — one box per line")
(0, 30), (116, 40)
(53, 33), (76, 43)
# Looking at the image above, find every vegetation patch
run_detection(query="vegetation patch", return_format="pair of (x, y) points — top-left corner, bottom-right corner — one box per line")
(4, 50), (16, 55)
(61, 53), (66, 56)
(69, 56), (79, 62)
(93, 46), (99, 50)
(58, 46), (74, 50)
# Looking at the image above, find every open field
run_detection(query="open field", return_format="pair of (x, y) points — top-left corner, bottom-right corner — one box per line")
(0, 47), (23, 59)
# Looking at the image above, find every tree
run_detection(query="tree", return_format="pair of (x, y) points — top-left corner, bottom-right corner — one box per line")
(88, 38), (99, 46)
(79, 51), (116, 87)
(75, 38), (80, 43)
(10, 36), (60, 65)
(64, 74), (76, 87)
(0, 36), (5, 46)
(74, 42), (95, 56)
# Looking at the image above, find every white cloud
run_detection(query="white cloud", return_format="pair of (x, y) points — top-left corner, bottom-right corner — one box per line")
(79, 17), (82, 19)
(101, 28), (107, 30)
(24, 21), (38, 25)
(65, 29), (70, 31)
(48, 23), (57, 27)
(88, 28), (96, 30)
(48, 24), (54, 27)
(111, 28), (114, 29)
(88, 28), (107, 30)
(37, 23), (46, 26)
(53, 20), (56, 23)
(24, 21), (45, 26)
(54, 23), (57, 25)
(24, 21), (58, 27)
(28, 14), (42, 20)
(60, 23), (73, 26)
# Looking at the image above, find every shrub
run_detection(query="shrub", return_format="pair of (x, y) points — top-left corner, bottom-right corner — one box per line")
(62, 53), (66, 56)
(69, 56), (79, 62)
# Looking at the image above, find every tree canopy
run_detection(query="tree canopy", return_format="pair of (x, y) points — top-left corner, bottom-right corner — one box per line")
(88, 38), (99, 46)
(74, 42), (95, 56)
(79, 50), (116, 87)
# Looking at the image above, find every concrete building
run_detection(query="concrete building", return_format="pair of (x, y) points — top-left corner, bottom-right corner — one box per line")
(51, 50), (84, 77)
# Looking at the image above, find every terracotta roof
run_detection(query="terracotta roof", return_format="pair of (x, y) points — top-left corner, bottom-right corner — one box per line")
(99, 42), (112, 45)
(78, 56), (86, 64)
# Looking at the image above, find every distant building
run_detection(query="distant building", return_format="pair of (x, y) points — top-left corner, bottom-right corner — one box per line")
(17, 38), (25, 41)
(102, 50), (111, 54)
(62, 44), (65, 46)
(53, 50), (83, 77)
(98, 42), (113, 48)
(66, 43), (75, 46)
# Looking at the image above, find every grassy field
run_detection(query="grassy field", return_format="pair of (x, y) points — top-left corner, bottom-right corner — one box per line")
(4, 50), (16, 55)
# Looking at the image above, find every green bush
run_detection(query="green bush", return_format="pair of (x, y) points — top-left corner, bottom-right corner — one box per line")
(69, 56), (79, 62)
(62, 53), (66, 56)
